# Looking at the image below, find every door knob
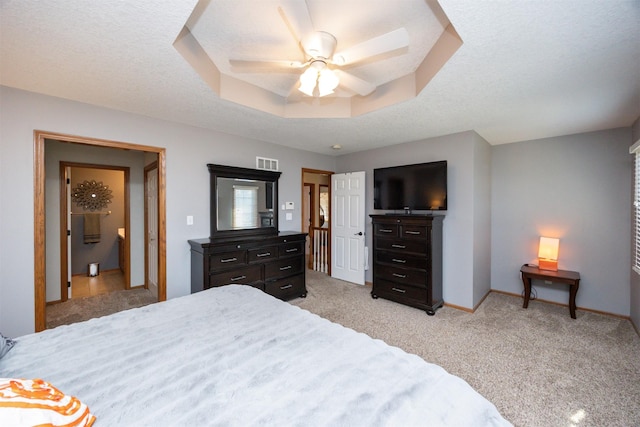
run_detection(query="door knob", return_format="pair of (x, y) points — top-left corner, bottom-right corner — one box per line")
(355, 232), (363, 236)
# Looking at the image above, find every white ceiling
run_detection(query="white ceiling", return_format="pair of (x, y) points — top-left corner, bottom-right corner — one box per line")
(1, 0), (639, 156)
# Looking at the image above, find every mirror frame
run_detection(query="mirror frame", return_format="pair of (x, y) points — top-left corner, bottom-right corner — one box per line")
(208, 163), (281, 239)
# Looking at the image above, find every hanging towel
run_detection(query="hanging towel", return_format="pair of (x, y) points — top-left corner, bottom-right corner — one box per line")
(83, 213), (101, 244)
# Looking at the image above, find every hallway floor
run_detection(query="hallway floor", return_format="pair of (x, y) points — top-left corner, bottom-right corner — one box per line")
(72, 269), (126, 298)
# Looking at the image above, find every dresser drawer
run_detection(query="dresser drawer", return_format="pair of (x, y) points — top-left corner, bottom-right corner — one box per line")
(247, 246), (278, 263)
(401, 225), (429, 239)
(375, 251), (427, 270)
(265, 256), (303, 280)
(374, 223), (399, 237)
(279, 241), (304, 258)
(375, 238), (426, 255)
(209, 265), (262, 288)
(265, 274), (305, 300)
(375, 264), (427, 287)
(209, 250), (246, 271)
(374, 279), (428, 302)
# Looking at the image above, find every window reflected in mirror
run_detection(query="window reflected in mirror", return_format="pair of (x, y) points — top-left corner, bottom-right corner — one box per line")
(217, 177), (274, 231)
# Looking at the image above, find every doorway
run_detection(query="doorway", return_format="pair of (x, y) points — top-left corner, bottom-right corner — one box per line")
(34, 131), (167, 332)
(301, 168), (333, 274)
(60, 163), (129, 302)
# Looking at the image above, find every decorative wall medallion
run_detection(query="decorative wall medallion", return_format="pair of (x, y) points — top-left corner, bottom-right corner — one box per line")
(71, 180), (113, 211)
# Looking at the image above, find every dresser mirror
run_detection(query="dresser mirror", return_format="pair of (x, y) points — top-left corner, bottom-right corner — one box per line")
(208, 164), (281, 239)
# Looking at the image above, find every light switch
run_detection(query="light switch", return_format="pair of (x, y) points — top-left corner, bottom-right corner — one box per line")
(186, 215), (194, 225)
(286, 212), (293, 220)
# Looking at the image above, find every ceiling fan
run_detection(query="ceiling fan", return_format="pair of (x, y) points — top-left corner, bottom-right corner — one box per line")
(229, 2), (410, 98)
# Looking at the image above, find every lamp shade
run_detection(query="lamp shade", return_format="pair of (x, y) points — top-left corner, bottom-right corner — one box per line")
(317, 69), (339, 96)
(298, 67), (318, 96)
(538, 237), (559, 270)
(298, 61), (339, 97)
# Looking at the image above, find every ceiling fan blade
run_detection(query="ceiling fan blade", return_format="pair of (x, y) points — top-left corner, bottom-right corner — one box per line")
(229, 59), (306, 72)
(278, 1), (314, 44)
(333, 70), (376, 97)
(333, 28), (409, 66)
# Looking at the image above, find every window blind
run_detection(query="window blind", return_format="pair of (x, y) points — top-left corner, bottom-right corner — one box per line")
(233, 185), (258, 228)
(631, 140), (640, 273)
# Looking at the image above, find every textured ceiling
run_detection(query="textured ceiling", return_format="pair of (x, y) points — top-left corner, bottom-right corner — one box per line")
(1, 0), (639, 156)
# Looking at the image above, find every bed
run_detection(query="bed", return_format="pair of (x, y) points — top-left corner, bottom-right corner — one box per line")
(1, 285), (511, 426)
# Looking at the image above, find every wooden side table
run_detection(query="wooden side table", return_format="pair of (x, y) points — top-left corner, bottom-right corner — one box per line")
(520, 265), (581, 319)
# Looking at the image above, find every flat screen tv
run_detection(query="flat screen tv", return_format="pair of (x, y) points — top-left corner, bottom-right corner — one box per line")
(374, 161), (447, 211)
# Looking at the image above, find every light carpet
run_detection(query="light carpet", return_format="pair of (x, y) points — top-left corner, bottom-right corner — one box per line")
(46, 288), (156, 329)
(291, 270), (640, 427)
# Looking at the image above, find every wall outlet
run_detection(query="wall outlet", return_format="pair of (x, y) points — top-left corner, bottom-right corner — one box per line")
(285, 212), (293, 220)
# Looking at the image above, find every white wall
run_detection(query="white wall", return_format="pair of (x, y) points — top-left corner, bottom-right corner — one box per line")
(0, 86), (335, 337)
(491, 128), (632, 316)
(335, 131), (486, 309)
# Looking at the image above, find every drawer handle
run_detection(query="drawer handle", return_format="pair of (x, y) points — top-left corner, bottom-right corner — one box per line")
(220, 257), (237, 263)
(257, 252), (271, 257)
(392, 258), (407, 264)
(392, 287), (406, 293)
(230, 275), (246, 281)
(392, 273), (407, 279)
(391, 244), (406, 249)
(285, 248), (298, 253)
(379, 229), (393, 233)
(280, 284), (293, 290)
(405, 231), (421, 235)
(279, 265), (292, 271)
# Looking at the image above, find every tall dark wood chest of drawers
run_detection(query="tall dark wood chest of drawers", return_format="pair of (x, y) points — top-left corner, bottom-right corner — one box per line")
(189, 231), (307, 301)
(370, 215), (444, 315)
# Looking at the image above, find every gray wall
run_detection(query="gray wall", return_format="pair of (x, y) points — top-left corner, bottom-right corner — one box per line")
(472, 133), (492, 305)
(631, 117), (640, 329)
(0, 86), (335, 336)
(335, 131), (492, 309)
(0, 84), (636, 336)
(491, 128), (632, 316)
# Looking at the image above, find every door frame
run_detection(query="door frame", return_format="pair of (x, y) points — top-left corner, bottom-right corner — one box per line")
(34, 130), (167, 332)
(301, 168), (333, 274)
(60, 162), (131, 302)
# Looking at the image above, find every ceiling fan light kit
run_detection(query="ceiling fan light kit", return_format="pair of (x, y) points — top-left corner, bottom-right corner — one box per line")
(298, 60), (339, 97)
(227, 5), (413, 99)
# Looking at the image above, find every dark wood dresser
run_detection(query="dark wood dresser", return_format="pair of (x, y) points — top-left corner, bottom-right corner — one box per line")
(370, 215), (444, 315)
(189, 231), (307, 301)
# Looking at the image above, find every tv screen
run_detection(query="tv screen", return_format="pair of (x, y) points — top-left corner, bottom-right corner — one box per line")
(374, 161), (447, 211)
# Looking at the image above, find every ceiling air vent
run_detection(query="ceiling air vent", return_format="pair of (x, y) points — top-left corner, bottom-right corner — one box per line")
(256, 157), (279, 171)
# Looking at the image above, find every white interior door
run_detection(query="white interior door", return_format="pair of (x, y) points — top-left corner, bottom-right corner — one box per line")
(146, 166), (159, 296)
(331, 171), (366, 285)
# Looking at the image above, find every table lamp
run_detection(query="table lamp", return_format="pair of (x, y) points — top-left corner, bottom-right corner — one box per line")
(538, 237), (559, 271)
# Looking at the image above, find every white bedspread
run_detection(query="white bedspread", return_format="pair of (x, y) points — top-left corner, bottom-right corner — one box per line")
(1, 285), (510, 426)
